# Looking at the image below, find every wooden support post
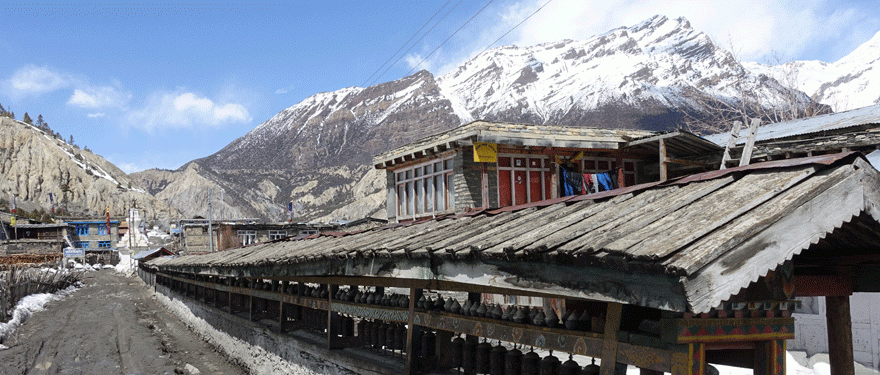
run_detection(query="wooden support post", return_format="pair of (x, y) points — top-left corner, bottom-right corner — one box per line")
(659, 138), (668, 181)
(826, 295), (855, 375)
(405, 288), (423, 375)
(279, 302), (286, 333)
(328, 284), (340, 350)
(600, 302), (623, 375)
(227, 278), (233, 314)
(616, 154), (625, 188)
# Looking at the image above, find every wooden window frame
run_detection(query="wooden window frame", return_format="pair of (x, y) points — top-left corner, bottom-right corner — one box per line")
(395, 157), (454, 219)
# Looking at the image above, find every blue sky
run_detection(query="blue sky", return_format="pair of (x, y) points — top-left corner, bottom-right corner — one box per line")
(1, 1), (878, 173)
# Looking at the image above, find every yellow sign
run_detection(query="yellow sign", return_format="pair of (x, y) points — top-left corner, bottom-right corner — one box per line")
(473, 142), (497, 163)
(10, 215), (15, 226)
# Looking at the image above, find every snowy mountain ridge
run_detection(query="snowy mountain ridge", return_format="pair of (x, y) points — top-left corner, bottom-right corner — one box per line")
(745, 29), (880, 111)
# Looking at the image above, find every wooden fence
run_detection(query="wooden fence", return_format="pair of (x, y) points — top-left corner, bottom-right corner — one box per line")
(0, 267), (82, 323)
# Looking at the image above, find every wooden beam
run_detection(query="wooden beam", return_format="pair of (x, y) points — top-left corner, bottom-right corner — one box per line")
(665, 158), (709, 167)
(826, 296), (855, 375)
(659, 138), (668, 181)
(795, 275), (853, 296)
(600, 302), (623, 375)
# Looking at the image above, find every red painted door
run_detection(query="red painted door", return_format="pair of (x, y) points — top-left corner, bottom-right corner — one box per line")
(499, 170), (511, 207)
(514, 170), (527, 205)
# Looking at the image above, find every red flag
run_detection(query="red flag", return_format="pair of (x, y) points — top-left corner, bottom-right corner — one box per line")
(106, 207), (111, 235)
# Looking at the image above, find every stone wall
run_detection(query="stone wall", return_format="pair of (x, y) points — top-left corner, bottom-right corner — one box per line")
(0, 240), (63, 255)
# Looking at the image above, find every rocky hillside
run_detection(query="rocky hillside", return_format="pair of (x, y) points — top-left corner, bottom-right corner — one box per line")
(138, 15), (826, 222)
(0, 117), (175, 221)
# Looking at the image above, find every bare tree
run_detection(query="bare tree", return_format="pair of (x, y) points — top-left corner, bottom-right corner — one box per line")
(681, 46), (830, 135)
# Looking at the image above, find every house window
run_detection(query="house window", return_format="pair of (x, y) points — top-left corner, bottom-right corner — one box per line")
(95, 225), (107, 236)
(75, 241), (89, 249)
(299, 229), (318, 236)
(268, 230), (287, 240)
(395, 157), (454, 218)
(497, 155), (552, 207)
(75, 224), (89, 235)
(580, 158), (638, 188)
(238, 230), (257, 246)
(97, 241), (112, 248)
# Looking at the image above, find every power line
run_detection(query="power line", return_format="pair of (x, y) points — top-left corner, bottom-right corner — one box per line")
(360, 0), (451, 88)
(479, 0), (555, 55)
(405, 0), (494, 77)
(367, 0), (465, 87)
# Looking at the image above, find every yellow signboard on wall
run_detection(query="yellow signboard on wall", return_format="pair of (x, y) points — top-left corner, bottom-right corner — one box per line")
(473, 142), (498, 163)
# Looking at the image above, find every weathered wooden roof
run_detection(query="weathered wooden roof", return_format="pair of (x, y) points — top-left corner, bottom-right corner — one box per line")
(148, 152), (880, 314)
(374, 120), (656, 168)
(625, 129), (723, 157)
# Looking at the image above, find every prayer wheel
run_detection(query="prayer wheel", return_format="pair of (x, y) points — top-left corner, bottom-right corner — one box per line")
(386, 324), (395, 354)
(565, 310), (580, 330)
(421, 330), (437, 370)
(377, 323), (388, 352)
(522, 350), (540, 375)
(582, 359), (600, 375)
(394, 324), (407, 352)
(358, 320), (367, 346)
(434, 296), (445, 310)
(462, 300), (473, 316)
(540, 351), (560, 375)
(450, 299), (462, 314)
(476, 341), (492, 374)
(444, 296), (453, 311)
(369, 321), (380, 349)
(489, 343), (507, 375)
(462, 339), (477, 374)
(560, 354), (580, 375)
(505, 347), (522, 375)
(451, 336), (465, 369)
(545, 308), (558, 328)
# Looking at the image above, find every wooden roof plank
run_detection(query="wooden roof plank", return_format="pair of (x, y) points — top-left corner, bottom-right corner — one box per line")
(473, 201), (589, 255)
(448, 206), (555, 253)
(611, 167), (818, 260)
(502, 194), (633, 254)
(666, 163), (859, 274)
(421, 212), (523, 253)
(683, 165), (867, 313)
(555, 177), (734, 254)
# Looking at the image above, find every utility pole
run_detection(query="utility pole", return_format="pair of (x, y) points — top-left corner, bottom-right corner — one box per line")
(208, 191), (214, 253)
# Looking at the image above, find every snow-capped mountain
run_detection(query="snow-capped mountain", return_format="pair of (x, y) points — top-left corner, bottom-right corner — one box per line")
(138, 15), (825, 221)
(438, 15), (812, 129)
(745, 29), (880, 111)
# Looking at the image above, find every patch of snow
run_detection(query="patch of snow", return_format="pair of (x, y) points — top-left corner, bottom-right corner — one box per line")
(0, 284), (79, 347)
(115, 252), (134, 275)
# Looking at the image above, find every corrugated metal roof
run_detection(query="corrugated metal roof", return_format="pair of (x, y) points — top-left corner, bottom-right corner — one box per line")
(704, 104), (880, 145)
(148, 152), (880, 313)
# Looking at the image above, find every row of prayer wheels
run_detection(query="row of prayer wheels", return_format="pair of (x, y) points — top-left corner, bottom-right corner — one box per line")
(450, 336), (600, 375)
(417, 295), (604, 332)
(360, 320), (408, 357)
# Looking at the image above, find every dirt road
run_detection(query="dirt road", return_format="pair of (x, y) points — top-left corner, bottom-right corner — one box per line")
(0, 270), (246, 375)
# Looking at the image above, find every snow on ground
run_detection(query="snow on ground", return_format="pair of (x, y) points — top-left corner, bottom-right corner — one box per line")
(153, 291), (354, 375)
(115, 251), (133, 275)
(0, 283), (79, 349)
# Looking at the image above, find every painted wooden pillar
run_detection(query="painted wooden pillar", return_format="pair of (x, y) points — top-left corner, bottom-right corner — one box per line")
(659, 138), (668, 181)
(226, 278), (232, 314)
(754, 339), (786, 375)
(405, 288), (424, 375)
(826, 295), (855, 375)
(616, 154), (625, 188)
(600, 302), (623, 375)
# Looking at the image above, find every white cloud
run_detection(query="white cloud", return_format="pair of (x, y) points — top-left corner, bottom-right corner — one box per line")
(3, 65), (71, 96)
(67, 85), (130, 109)
(126, 91), (252, 132)
(87, 112), (106, 118)
(275, 85), (294, 94)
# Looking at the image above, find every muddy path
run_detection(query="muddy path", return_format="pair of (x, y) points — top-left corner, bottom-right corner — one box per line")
(0, 270), (246, 375)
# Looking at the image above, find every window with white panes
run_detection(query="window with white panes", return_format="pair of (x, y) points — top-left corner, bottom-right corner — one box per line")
(268, 230), (287, 240)
(238, 230), (257, 246)
(497, 154), (552, 207)
(395, 158), (454, 218)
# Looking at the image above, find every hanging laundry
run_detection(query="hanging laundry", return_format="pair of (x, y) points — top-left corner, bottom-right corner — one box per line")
(581, 173), (594, 195)
(596, 172), (614, 192)
(560, 166), (583, 196)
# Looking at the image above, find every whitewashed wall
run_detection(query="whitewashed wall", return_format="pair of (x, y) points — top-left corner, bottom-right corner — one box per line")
(789, 293), (880, 369)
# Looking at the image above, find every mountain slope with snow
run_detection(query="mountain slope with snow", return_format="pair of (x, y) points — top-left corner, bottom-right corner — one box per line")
(745, 30), (880, 111)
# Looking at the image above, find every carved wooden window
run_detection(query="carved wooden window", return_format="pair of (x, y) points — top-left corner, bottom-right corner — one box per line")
(396, 157), (454, 218)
